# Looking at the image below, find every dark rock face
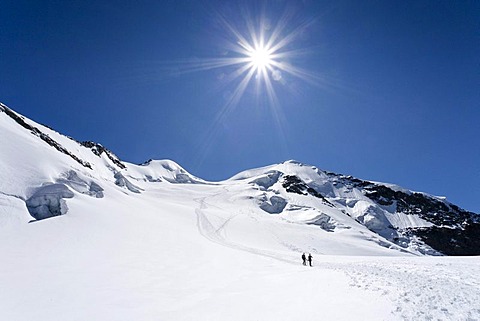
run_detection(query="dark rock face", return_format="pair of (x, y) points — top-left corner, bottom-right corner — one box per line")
(326, 172), (480, 255)
(411, 224), (480, 256)
(364, 185), (475, 227)
(282, 175), (333, 206)
(358, 182), (475, 228)
(81, 141), (126, 169)
(0, 104), (92, 169)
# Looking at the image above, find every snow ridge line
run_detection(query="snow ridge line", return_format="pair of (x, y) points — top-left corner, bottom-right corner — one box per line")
(0, 104), (93, 169)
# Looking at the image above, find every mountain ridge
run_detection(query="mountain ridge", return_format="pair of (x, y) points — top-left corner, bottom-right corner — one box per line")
(1, 102), (479, 255)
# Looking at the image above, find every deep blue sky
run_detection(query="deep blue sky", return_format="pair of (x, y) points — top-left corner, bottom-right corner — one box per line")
(1, 0), (479, 212)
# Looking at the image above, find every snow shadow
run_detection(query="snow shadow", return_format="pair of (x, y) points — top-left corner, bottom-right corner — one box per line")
(259, 195), (288, 214)
(57, 170), (104, 198)
(26, 184), (74, 220)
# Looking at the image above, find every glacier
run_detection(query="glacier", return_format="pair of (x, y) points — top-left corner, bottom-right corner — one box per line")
(1, 102), (479, 321)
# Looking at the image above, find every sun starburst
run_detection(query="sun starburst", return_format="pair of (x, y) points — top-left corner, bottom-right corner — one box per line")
(212, 12), (320, 110)
(166, 8), (323, 166)
(169, 8), (319, 110)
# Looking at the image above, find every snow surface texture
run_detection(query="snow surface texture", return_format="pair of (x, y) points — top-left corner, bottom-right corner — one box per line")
(1, 103), (480, 320)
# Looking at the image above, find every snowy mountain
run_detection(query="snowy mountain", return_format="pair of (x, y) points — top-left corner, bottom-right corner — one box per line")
(1, 102), (477, 255)
(1, 102), (480, 321)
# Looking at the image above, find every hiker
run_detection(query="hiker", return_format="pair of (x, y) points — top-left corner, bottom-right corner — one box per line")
(302, 252), (306, 265)
(308, 253), (313, 267)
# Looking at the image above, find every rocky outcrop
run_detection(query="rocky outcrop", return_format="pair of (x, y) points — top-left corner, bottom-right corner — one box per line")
(326, 172), (480, 255)
(81, 141), (126, 169)
(409, 224), (480, 256)
(282, 175), (333, 206)
(0, 104), (92, 169)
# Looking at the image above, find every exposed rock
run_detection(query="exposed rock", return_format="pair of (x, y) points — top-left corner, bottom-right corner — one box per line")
(330, 173), (477, 227)
(282, 175), (333, 206)
(0, 104), (92, 169)
(325, 171), (480, 255)
(81, 141), (126, 169)
(411, 224), (480, 256)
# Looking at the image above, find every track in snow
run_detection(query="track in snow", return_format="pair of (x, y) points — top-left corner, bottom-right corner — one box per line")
(194, 196), (297, 265)
(321, 259), (480, 321)
(194, 192), (480, 321)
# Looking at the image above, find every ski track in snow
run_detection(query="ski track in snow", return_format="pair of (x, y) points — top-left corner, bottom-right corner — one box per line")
(4, 105), (480, 321)
(195, 196), (297, 265)
(194, 192), (480, 321)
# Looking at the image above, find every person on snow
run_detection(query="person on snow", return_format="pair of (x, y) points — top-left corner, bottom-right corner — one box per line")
(302, 252), (306, 266)
(307, 253), (313, 267)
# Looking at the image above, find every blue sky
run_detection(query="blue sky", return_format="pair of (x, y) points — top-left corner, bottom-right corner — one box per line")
(1, 0), (479, 212)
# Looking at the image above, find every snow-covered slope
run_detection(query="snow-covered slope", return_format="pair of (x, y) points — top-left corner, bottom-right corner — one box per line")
(227, 160), (480, 255)
(1, 102), (479, 321)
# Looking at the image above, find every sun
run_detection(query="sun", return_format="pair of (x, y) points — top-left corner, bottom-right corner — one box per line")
(169, 8), (320, 116)
(168, 7), (321, 165)
(247, 45), (274, 71)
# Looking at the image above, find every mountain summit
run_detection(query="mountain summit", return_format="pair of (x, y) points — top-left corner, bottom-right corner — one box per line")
(0, 102), (478, 255)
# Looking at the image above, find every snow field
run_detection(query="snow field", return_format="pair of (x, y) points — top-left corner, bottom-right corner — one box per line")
(1, 179), (480, 320)
(330, 257), (480, 321)
(2, 106), (480, 320)
(0, 185), (394, 321)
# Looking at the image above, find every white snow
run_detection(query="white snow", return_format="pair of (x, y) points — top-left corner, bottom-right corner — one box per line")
(1, 105), (479, 321)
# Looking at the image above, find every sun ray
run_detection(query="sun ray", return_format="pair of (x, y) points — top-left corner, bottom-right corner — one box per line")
(172, 7), (328, 168)
(163, 6), (324, 95)
(188, 14), (326, 177)
(215, 66), (257, 123)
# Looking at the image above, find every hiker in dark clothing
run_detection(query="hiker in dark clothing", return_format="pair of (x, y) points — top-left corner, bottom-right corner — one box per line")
(307, 253), (313, 267)
(302, 253), (306, 266)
